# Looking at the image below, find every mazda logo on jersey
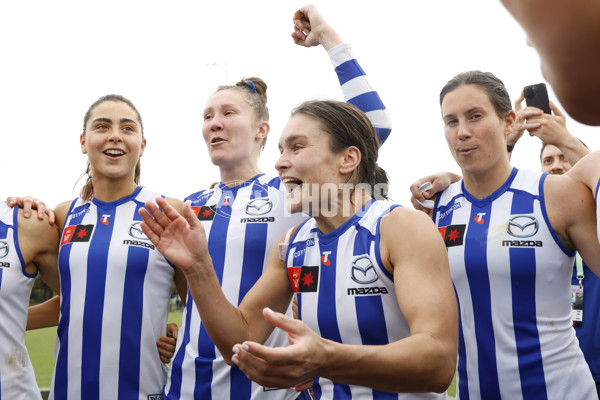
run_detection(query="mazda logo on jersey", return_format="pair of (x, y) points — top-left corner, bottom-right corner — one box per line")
(0, 241), (8, 259)
(129, 222), (148, 240)
(507, 216), (538, 238)
(351, 255), (378, 284)
(245, 198), (272, 216)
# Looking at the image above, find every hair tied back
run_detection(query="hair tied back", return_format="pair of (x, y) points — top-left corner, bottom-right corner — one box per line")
(245, 80), (257, 93)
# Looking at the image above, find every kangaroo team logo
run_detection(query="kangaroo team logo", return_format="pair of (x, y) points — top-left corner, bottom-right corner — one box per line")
(351, 255), (378, 284)
(245, 198), (272, 216)
(507, 216), (539, 238)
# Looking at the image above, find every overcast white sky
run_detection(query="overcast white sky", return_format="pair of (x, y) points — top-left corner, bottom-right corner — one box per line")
(1, 0), (598, 209)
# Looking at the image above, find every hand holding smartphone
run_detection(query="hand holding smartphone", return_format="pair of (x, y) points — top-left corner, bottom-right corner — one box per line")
(524, 83), (552, 114)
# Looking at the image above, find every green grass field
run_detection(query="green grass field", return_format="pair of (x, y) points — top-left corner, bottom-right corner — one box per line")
(26, 310), (455, 397)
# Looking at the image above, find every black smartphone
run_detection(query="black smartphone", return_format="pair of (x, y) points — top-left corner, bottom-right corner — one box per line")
(523, 83), (551, 114)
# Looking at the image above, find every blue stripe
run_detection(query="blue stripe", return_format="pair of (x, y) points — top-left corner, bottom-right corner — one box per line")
(230, 366), (250, 399)
(313, 381), (322, 399)
(464, 204), (501, 399)
(455, 290), (469, 400)
(173, 189), (213, 399)
(317, 240), (352, 396)
(165, 288), (194, 399)
(193, 326), (214, 398)
(54, 199), (80, 398)
(232, 183), (270, 398)
(510, 193), (547, 400)
(267, 176), (281, 189)
(0, 220), (8, 238)
(194, 190), (233, 398)
(335, 59), (366, 85)
(372, 389), (398, 399)
(353, 225), (388, 346)
(237, 183), (268, 300)
(316, 240), (341, 342)
(55, 243), (72, 398)
(333, 383), (352, 399)
(375, 127), (391, 145)
(118, 245), (150, 398)
(81, 213), (113, 399)
(347, 92), (385, 114)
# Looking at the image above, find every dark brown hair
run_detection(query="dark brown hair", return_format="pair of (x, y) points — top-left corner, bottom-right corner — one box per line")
(440, 71), (512, 119)
(291, 100), (388, 198)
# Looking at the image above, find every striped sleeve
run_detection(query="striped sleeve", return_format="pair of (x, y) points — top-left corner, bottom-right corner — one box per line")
(328, 43), (392, 144)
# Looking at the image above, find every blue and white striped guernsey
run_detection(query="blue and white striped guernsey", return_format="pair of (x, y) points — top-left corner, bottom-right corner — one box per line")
(285, 199), (447, 400)
(0, 202), (42, 400)
(434, 168), (597, 400)
(165, 175), (306, 400)
(50, 187), (174, 400)
(329, 43), (391, 144)
(164, 42), (392, 400)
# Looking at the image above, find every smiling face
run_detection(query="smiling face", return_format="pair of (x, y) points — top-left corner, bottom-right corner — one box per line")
(81, 100), (146, 183)
(441, 84), (514, 177)
(276, 113), (344, 215)
(202, 89), (267, 171)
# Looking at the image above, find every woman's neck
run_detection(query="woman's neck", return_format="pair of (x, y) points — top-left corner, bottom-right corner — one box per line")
(462, 160), (513, 199)
(219, 161), (262, 188)
(313, 188), (373, 234)
(91, 175), (138, 203)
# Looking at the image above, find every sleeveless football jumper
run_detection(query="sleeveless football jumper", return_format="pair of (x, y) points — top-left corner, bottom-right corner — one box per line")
(50, 187), (174, 400)
(0, 202), (42, 400)
(285, 200), (447, 400)
(434, 168), (597, 400)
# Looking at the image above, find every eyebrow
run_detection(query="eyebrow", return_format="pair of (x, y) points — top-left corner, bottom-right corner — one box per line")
(279, 134), (309, 149)
(204, 103), (239, 113)
(442, 107), (483, 120)
(92, 117), (138, 126)
(284, 134), (309, 144)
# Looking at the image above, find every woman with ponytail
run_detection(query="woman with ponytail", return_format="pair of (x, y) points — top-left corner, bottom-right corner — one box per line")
(47, 94), (187, 400)
(140, 99), (458, 400)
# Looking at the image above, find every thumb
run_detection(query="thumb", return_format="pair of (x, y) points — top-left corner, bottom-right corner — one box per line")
(182, 200), (201, 229)
(514, 90), (525, 111)
(549, 101), (564, 117)
(167, 323), (179, 340)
